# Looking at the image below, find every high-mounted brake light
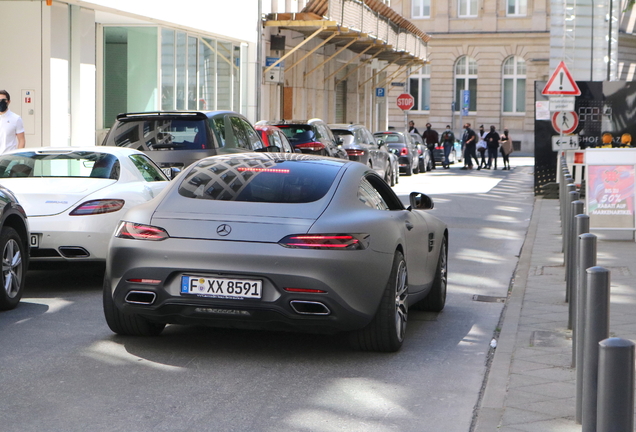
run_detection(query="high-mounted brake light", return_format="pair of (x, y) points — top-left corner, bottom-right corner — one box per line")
(237, 167), (290, 173)
(70, 199), (124, 216)
(115, 221), (169, 241)
(279, 234), (368, 250)
(295, 142), (326, 152)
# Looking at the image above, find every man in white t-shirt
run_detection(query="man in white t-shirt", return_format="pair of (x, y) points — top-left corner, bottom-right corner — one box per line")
(0, 90), (26, 154)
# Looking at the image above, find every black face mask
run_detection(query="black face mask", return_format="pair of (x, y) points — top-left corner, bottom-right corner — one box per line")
(0, 100), (8, 112)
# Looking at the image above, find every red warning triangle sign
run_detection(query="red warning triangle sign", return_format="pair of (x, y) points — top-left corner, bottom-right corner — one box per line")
(542, 61), (581, 96)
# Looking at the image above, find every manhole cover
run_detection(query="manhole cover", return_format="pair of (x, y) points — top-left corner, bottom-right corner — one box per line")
(472, 295), (506, 303)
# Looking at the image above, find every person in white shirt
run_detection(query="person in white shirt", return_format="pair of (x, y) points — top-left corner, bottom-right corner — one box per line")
(0, 90), (26, 154)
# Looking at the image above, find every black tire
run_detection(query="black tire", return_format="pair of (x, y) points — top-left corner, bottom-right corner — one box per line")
(413, 160), (420, 174)
(0, 227), (26, 311)
(404, 159), (413, 176)
(418, 157), (426, 173)
(386, 164), (394, 186)
(103, 281), (165, 336)
(349, 251), (408, 352)
(412, 236), (447, 312)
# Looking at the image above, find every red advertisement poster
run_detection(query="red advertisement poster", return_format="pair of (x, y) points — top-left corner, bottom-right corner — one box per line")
(587, 165), (635, 228)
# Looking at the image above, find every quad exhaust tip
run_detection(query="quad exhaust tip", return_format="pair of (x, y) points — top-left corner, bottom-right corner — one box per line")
(290, 300), (330, 315)
(58, 246), (90, 258)
(125, 291), (157, 305)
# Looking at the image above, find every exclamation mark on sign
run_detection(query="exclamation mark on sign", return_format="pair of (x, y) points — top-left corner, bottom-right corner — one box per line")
(559, 72), (564, 90)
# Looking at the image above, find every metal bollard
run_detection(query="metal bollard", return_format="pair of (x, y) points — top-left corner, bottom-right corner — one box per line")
(575, 232), (596, 424)
(571, 213), (589, 367)
(581, 266), (611, 432)
(562, 181), (575, 255)
(564, 185), (577, 285)
(567, 199), (583, 327)
(597, 338), (635, 432)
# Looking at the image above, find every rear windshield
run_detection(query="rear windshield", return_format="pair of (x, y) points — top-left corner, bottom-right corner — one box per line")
(332, 130), (355, 146)
(0, 152), (120, 179)
(277, 125), (315, 145)
(178, 157), (340, 203)
(110, 118), (210, 150)
(374, 133), (404, 143)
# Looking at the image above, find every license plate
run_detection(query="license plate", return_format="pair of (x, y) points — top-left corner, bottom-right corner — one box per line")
(181, 275), (262, 299)
(30, 234), (40, 248)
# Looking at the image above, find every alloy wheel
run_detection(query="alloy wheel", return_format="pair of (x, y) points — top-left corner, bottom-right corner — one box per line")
(394, 260), (408, 342)
(3, 238), (23, 299)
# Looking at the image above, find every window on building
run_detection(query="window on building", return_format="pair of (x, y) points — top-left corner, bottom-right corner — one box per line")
(409, 64), (431, 111)
(507, 0), (527, 16)
(502, 56), (526, 113)
(454, 56), (477, 112)
(412, 0), (431, 18)
(458, 0), (478, 17)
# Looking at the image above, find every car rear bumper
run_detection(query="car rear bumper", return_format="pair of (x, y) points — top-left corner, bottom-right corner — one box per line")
(28, 212), (121, 261)
(106, 237), (394, 332)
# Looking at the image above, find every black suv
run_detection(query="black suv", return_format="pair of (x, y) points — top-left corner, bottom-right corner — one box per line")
(101, 111), (267, 177)
(260, 119), (348, 160)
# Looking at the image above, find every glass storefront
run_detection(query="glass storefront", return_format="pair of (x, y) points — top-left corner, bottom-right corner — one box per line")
(103, 26), (243, 127)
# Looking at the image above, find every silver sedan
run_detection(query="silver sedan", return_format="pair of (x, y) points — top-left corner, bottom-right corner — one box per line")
(103, 153), (448, 352)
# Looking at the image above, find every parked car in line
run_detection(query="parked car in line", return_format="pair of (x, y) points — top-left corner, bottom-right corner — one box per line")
(373, 131), (420, 176)
(410, 133), (433, 173)
(102, 152), (448, 352)
(387, 150), (400, 187)
(0, 147), (169, 262)
(259, 119), (348, 160)
(254, 124), (295, 153)
(101, 111), (268, 178)
(0, 185), (29, 311)
(329, 123), (393, 184)
(432, 140), (463, 165)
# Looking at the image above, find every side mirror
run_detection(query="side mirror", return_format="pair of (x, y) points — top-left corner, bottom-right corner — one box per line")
(162, 167), (181, 180)
(294, 148), (302, 153)
(408, 192), (434, 210)
(377, 139), (385, 146)
(336, 137), (343, 145)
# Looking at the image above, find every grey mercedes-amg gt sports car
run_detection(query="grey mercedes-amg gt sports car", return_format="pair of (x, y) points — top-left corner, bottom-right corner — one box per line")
(103, 153), (448, 352)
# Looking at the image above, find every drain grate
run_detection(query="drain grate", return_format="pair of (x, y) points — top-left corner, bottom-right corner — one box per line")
(472, 295), (507, 303)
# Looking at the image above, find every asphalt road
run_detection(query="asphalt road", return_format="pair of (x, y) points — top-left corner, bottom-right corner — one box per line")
(0, 157), (535, 432)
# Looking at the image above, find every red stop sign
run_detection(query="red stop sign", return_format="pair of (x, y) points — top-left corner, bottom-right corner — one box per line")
(396, 93), (414, 111)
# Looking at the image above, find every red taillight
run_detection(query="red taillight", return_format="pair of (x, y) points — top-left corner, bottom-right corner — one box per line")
(115, 221), (169, 241)
(279, 234), (368, 250)
(127, 278), (162, 285)
(417, 148), (423, 155)
(400, 147), (408, 156)
(435, 145), (443, 150)
(346, 149), (365, 157)
(295, 142), (326, 152)
(283, 288), (327, 293)
(70, 199), (124, 216)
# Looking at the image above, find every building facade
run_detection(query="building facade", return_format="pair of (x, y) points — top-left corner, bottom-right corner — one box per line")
(387, 0), (551, 152)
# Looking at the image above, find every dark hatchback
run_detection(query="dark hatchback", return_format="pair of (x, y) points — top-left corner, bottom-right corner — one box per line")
(373, 131), (419, 176)
(261, 119), (348, 160)
(101, 111), (266, 177)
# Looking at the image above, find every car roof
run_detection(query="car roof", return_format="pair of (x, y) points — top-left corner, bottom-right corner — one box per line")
(115, 110), (244, 121)
(259, 118), (326, 126)
(328, 123), (365, 130)
(4, 146), (145, 158)
(254, 124), (284, 133)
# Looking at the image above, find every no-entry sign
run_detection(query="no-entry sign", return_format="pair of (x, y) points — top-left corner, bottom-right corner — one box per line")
(396, 93), (414, 111)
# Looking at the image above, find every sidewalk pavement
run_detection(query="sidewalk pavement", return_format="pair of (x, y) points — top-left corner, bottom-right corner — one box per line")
(474, 197), (636, 432)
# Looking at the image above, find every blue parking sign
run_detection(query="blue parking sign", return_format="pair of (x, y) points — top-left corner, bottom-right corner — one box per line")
(461, 90), (470, 115)
(376, 88), (385, 98)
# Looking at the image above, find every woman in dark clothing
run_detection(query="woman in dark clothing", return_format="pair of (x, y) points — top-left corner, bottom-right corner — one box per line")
(485, 125), (500, 169)
(500, 129), (513, 170)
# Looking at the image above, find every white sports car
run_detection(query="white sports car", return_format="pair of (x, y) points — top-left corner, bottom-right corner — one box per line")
(0, 147), (169, 261)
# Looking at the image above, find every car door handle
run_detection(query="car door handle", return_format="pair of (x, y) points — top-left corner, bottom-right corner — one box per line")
(405, 221), (414, 231)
